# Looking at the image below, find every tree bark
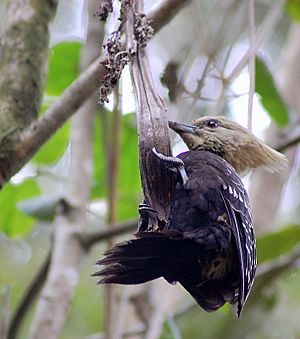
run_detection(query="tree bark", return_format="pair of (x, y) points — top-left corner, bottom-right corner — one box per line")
(0, 0), (57, 183)
(125, 0), (172, 226)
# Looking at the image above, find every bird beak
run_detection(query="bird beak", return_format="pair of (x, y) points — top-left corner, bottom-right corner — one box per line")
(168, 121), (197, 134)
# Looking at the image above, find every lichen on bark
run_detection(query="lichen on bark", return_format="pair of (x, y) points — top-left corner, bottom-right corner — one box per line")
(0, 0), (57, 182)
(0, 0), (57, 140)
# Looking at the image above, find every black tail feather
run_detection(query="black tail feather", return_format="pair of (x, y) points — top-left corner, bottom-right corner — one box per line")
(93, 232), (182, 285)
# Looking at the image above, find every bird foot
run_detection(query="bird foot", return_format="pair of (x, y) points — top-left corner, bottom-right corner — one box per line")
(152, 147), (188, 186)
(138, 203), (159, 232)
(139, 203), (158, 215)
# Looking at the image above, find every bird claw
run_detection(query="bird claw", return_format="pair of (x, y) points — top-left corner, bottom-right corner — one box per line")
(152, 147), (188, 186)
(138, 203), (158, 215)
(138, 203), (159, 232)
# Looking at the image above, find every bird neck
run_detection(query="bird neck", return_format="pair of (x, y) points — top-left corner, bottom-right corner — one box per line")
(192, 145), (225, 158)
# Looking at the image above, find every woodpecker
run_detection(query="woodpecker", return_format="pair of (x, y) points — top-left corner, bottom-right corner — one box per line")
(169, 116), (288, 175)
(94, 146), (257, 316)
(94, 116), (287, 316)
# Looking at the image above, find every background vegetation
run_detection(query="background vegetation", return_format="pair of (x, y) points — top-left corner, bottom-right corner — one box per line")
(1, 0), (300, 338)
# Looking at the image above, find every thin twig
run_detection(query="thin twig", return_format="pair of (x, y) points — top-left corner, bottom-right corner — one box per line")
(0, 286), (10, 339)
(7, 251), (51, 339)
(190, 57), (214, 107)
(114, 286), (130, 339)
(166, 316), (182, 339)
(148, 0), (192, 33)
(145, 286), (171, 339)
(274, 125), (300, 152)
(247, 0), (255, 132)
(105, 84), (122, 339)
(107, 86), (122, 231)
(226, 0), (285, 83)
(78, 219), (138, 249)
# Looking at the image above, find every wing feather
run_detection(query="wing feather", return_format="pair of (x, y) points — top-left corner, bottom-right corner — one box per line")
(221, 165), (257, 316)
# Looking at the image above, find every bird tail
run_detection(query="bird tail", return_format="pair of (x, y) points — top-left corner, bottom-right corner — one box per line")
(93, 232), (181, 285)
(93, 232), (239, 314)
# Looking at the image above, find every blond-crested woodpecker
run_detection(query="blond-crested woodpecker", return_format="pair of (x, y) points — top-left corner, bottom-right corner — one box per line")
(94, 117), (286, 316)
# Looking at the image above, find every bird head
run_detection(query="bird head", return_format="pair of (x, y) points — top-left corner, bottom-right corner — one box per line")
(169, 116), (288, 175)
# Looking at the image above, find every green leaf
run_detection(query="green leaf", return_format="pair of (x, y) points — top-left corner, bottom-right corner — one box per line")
(286, 0), (300, 21)
(257, 225), (300, 264)
(117, 114), (141, 220)
(255, 56), (289, 127)
(33, 122), (70, 164)
(0, 180), (40, 236)
(45, 42), (82, 96)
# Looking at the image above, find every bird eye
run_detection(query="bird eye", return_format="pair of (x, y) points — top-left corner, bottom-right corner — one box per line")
(205, 119), (219, 128)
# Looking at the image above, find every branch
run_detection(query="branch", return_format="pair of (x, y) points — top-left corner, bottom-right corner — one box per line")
(105, 86), (122, 339)
(0, 0), (58, 184)
(78, 219), (138, 249)
(125, 1), (172, 225)
(0, 286), (10, 339)
(274, 125), (300, 152)
(0, 0), (192, 186)
(148, 0), (192, 33)
(107, 88), (122, 228)
(226, 0), (285, 83)
(247, 0), (255, 132)
(7, 251), (51, 339)
(0, 0), (57, 138)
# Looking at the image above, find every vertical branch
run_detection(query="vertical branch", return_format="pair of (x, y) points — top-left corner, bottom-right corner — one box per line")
(107, 87), (122, 228)
(105, 86), (122, 339)
(28, 2), (103, 337)
(247, 0), (255, 131)
(226, 0), (285, 83)
(125, 0), (172, 227)
(0, 286), (10, 339)
(7, 251), (51, 339)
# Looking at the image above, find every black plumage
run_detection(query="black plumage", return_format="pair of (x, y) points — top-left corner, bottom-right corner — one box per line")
(94, 150), (256, 316)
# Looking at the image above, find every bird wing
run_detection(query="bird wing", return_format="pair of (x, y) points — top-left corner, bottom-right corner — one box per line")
(220, 167), (256, 316)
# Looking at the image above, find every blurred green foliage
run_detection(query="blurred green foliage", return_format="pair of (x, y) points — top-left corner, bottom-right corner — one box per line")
(257, 225), (300, 264)
(255, 57), (289, 127)
(33, 122), (70, 164)
(0, 180), (40, 236)
(286, 0), (300, 21)
(46, 42), (82, 96)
